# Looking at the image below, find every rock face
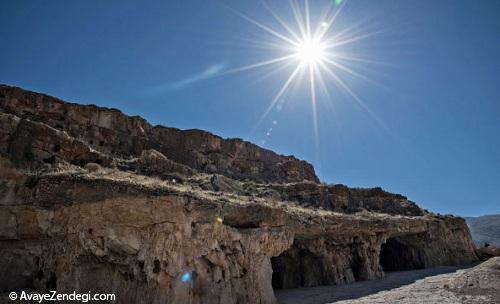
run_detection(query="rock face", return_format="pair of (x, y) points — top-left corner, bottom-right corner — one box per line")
(0, 85), (318, 184)
(0, 85), (478, 304)
(465, 214), (500, 247)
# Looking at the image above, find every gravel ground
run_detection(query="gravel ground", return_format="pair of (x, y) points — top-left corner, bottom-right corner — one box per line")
(277, 258), (500, 304)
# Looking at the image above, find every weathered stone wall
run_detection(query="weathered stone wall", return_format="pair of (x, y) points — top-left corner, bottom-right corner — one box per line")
(270, 215), (478, 290)
(0, 85), (479, 303)
(0, 85), (318, 183)
(248, 182), (425, 216)
(0, 159), (478, 303)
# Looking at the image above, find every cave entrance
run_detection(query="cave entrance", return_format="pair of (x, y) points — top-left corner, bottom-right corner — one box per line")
(271, 242), (325, 289)
(379, 237), (425, 272)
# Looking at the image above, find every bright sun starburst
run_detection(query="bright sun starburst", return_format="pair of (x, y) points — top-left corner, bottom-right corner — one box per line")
(295, 38), (326, 66)
(223, 0), (383, 150)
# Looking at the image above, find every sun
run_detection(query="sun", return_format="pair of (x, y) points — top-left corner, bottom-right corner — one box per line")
(224, 0), (380, 148)
(295, 38), (326, 66)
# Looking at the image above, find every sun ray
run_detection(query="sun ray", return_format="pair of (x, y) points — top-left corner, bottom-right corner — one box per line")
(324, 30), (384, 49)
(322, 57), (386, 89)
(261, 0), (302, 42)
(232, 9), (299, 46)
(225, 36), (294, 51)
(308, 64), (319, 149)
(329, 52), (387, 65)
(304, 0), (312, 38)
(315, 0), (345, 41)
(220, 54), (296, 76)
(221, 0), (386, 148)
(321, 18), (375, 48)
(290, 0), (307, 39)
(253, 64), (302, 132)
(248, 60), (299, 87)
(314, 63), (331, 99)
(319, 62), (389, 131)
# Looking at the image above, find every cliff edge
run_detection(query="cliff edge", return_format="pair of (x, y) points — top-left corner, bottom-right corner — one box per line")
(0, 85), (478, 304)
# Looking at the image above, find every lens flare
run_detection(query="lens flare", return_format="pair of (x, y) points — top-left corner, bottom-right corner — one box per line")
(181, 272), (191, 283)
(224, 0), (384, 151)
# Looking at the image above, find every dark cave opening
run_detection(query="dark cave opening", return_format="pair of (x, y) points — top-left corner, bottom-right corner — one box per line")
(379, 237), (425, 272)
(350, 254), (362, 281)
(271, 243), (325, 289)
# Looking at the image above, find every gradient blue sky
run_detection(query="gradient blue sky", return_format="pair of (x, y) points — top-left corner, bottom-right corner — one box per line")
(1, 0), (499, 216)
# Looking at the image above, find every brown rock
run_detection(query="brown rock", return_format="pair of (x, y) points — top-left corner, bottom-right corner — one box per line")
(0, 85), (318, 183)
(138, 149), (195, 177)
(0, 160), (478, 303)
(0, 86), (479, 303)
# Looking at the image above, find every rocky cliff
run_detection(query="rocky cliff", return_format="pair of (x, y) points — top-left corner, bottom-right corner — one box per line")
(466, 215), (500, 247)
(0, 85), (318, 184)
(0, 85), (478, 304)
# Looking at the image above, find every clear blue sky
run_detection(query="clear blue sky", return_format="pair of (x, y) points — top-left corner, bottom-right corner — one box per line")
(1, 0), (499, 217)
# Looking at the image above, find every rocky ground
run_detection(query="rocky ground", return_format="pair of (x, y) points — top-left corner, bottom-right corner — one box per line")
(0, 85), (481, 303)
(278, 257), (500, 304)
(338, 257), (500, 304)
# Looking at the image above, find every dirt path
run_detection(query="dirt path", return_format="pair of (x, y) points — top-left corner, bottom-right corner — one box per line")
(275, 265), (474, 304)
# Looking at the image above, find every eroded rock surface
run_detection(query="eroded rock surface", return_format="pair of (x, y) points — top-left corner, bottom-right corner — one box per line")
(0, 85), (479, 304)
(0, 85), (318, 183)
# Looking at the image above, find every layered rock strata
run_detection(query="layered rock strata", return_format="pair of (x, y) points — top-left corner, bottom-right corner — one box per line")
(0, 85), (478, 304)
(0, 85), (318, 183)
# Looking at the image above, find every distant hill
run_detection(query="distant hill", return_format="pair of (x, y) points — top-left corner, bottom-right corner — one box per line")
(465, 214), (500, 247)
